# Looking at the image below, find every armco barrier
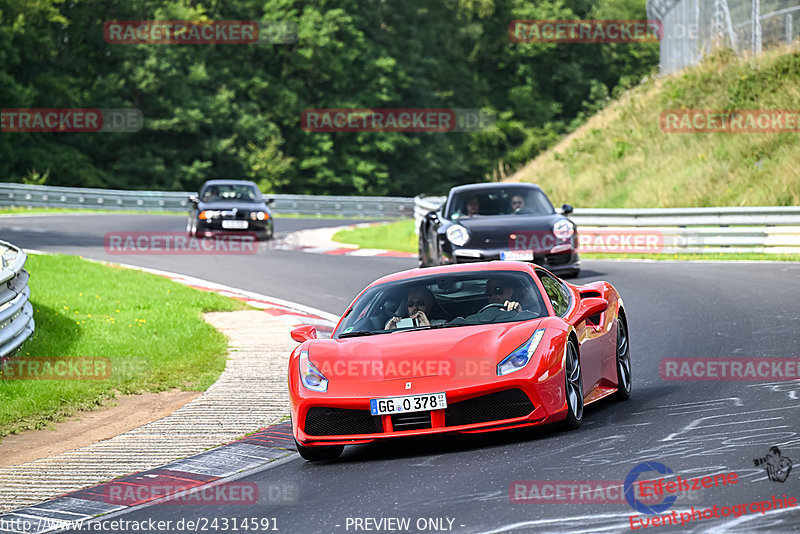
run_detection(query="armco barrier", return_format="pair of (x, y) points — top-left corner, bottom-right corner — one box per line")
(0, 183), (413, 219)
(414, 195), (800, 254)
(0, 240), (34, 358)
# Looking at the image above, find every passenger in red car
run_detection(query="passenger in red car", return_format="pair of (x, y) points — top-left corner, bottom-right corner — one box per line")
(385, 286), (435, 329)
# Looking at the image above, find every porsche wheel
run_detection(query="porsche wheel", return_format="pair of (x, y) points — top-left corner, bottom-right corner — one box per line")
(295, 439), (343, 462)
(613, 317), (632, 401)
(562, 339), (583, 429)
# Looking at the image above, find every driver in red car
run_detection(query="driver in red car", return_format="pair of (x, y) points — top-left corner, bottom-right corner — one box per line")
(485, 278), (522, 312)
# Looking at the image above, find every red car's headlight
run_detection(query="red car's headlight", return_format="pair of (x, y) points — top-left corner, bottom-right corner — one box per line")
(497, 329), (545, 376)
(300, 350), (328, 392)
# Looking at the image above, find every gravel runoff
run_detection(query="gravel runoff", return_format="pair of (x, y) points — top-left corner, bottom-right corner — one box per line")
(0, 310), (298, 514)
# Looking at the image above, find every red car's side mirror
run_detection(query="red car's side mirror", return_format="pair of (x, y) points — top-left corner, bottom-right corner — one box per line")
(569, 297), (608, 326)
(291, 325), (317, 343)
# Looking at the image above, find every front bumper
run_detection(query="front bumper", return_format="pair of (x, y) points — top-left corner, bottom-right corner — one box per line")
(445, 247), (581, 275)
(291, 374), (569, 447)
(196, 218), (272, 236)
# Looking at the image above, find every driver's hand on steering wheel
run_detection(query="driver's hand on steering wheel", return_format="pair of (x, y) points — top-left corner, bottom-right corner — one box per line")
(503, 301), (521, 312)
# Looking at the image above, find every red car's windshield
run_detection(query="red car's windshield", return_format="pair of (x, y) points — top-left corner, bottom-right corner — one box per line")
(334, 271), (548, 338)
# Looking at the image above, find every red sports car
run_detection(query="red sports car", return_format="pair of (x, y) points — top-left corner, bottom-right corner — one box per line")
(288, 261), (631, 461)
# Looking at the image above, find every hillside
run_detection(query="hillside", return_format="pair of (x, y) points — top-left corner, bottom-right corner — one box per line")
(507, 47), (800, 208)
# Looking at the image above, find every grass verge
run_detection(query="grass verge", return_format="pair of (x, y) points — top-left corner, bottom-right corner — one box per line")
(509, 47), (800, 208)
(0, 253), (248, 438)
(331, 219), (800, 262)
(333, 220), (417, 253)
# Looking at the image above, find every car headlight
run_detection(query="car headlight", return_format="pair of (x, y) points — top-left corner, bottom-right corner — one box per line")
(553, 219), (574, 241)
(497, 329), (545, 376)
(199, 210), (220, 220)
(299, 350), (328, 392)
(250, 211), (269, 221)
(446, 225), (470, 247)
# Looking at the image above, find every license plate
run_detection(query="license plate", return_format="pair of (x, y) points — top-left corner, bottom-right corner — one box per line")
(370, 393), (447, 415)
(501, 249), (533, 261)
(221, 220), (248, 229)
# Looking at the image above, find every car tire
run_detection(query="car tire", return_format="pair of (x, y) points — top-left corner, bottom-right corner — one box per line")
(418, 239), (427, 268)
(295, 439), (344, 462)
(562, 338), (583, 429)
(613, 317), (632, 401)
(186, 218), (198, 238)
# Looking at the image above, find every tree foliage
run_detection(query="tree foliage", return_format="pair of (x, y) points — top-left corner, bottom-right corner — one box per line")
(0, 0), (657, 195)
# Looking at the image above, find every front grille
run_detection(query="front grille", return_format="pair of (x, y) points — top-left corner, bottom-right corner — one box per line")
(546, 253), (572, 266)
(221, 210), (247, 219)
(304, 407), (383, 436)
(391, 412), (432, 431)
(444, 389), (534, 427)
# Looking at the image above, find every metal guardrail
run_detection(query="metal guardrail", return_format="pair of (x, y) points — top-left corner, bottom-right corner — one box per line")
(0, 183), (414, 219)
(0, 240), (34, 358)
(413, 195), (800, 254)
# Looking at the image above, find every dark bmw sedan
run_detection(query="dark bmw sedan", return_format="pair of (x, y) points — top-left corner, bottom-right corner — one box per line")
(418, 183), (580, 277)
(187, 180), (274, 241)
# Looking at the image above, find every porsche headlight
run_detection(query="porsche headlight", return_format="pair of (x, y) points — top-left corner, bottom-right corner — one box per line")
(497, 329), (545, 376)
(446, 225), (470, 247)
(199, 210), (221, 220)
(299, 350), (328, 392)
(553, 219), (574, 240)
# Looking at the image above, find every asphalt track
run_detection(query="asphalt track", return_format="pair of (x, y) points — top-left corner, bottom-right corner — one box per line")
(3, 214), (800, 533)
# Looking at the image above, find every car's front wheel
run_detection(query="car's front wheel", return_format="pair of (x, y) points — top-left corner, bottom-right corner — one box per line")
(295, 439), (343, 462)
(613, 317), (632, 401)
(562, 339), (583, 429)
(186, 217), (198, 238)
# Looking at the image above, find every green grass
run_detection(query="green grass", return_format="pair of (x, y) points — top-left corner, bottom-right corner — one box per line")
(331, 218), (799, 261)
(333, 220), (418, 252)
(510, 47), (800, 208)
(0, 253), (248, 438)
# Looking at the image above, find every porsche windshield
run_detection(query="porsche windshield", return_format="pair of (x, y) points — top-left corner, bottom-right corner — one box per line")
(335, 271), (548, 338)
(446, 188), (555, 219)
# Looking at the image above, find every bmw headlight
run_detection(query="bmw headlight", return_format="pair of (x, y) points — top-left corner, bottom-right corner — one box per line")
(553, 219), (575, 241)
(446, 225), (470, 247)
(497, 329), (545, 376)
(299, 350), (328, 392)
(199, 210), (221, 220)
(250, 211), (269, 221)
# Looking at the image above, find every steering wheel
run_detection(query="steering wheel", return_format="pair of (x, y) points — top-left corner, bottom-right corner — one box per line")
(477, 303), (507, 314)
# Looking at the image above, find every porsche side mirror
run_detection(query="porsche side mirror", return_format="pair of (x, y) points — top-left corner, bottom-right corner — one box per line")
(189, 193), (199, 204)
(561, 204), (574, 215)
(569, 297), (608, 326)
(426, 210), (439, 222)
(291, 325), (317, 343)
